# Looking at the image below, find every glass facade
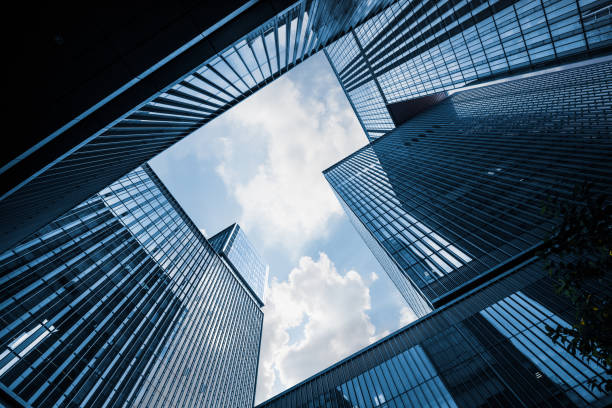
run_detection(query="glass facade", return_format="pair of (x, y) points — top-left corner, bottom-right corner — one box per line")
(209, 223), (268, 303)
(256, 261), (612, 408)
(324, 0), (612, 140)
(0, 0), (395, 254)
(0, 164), (263, 407)
(324, 59), (612, 316)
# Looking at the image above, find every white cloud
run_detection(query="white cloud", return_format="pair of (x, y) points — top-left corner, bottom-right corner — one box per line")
(199, 60), (366, 255)
(199, 228), (207, 237)
(399, 306), (418, 326)
(255, 252), (382, 403)
(370, 271), (379, 282)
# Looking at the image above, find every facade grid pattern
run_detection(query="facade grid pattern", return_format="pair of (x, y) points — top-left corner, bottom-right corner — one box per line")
(0, 164), (263, 407)
(0, 0), (396, 255)
(257, 262), (611, 408)
(325, 0), (612, 140)
(209, 223), (268, 303)
(324, 59), (612, 313)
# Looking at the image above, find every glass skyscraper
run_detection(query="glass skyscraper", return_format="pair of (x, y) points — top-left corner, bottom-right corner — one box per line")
(324, 0), (612, 140)
(324, 58), (612, 317)
(2, 1), (611, 407)
(1, 0), (394, 254)
(209, 223), (268, 303)
(254, 56), (612, 408)
(5, 0), (609, 254)
(0, 164), (263, 407)
(256, 260), (611, 408)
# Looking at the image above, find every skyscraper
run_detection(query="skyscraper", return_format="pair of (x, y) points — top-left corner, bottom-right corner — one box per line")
(1, 0), (394, 254)
(0, 164), (263, 407)
(256, 57), (612, 408)
(324, 58), (612, 317)
(256, 259), (611, 408)
(5, 0), (609, 254)
(2, 1), (610, 407)
(324, 0), (612, 141)
(209, 223), (268, 304)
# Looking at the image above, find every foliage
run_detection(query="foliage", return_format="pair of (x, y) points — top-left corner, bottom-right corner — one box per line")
(539, 181), (611, 393)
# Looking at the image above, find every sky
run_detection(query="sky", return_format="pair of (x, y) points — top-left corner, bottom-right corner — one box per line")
(149, 52), (416, 404)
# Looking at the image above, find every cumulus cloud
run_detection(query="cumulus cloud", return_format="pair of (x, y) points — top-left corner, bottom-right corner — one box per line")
(205, 58), (365, 254)
(399, 306), (418, 326)
(255, 253), (382, 403)
(152, 56), (366, 256)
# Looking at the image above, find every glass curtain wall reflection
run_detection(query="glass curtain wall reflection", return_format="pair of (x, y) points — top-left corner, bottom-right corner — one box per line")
(324, 59), (612, 313)
(0, 0), (396, 255)
(209, 223), (268, 303)
(256, 261), (612, 408)
(325, 0), (612, 140)
(0, 164), (263, 407)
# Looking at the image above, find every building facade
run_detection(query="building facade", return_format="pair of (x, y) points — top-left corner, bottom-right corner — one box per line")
(4, 0), (610, 254)
(324, 58), (612, 317)
(257, 57), (612, 407)
(209, 223), (268, 303)
(324, 0), (612, 140)
(256, 260), (612, 408)
(0, 164), (263, 407)
(1, 0), (395, 254)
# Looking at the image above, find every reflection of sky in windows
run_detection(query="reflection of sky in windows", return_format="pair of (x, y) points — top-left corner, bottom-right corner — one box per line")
(336, 190), (432, 317)
(139, 0), (394, 135)
(0, 165), (263, 407)
(210, 224), (268, 302)
(336, 344), (457, 408)
(0, 320), (57, 377)
(226, 226), (268, 302)
(325, 0), (611, 139)
(481, 291), (608, 404)
(328, 148), (472, 290)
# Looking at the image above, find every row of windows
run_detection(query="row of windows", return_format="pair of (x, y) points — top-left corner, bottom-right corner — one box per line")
(0, 165), (263, 407)
(324, 60), (612, 308)
(257, 267), (609, 407)
(325, 0), (612, 140)
(226, 226), (268, 301)
(208, 224), (267, 303)
(0, 0), (397, 252)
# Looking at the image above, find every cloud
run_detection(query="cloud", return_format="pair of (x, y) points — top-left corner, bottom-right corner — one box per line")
(199, 228), (207, 237)
(399, 306), (418, 326)
(196, 56), (366, 255)
(255, 252), (382, 403)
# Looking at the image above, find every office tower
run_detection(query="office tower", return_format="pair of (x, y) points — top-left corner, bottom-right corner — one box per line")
(324, 0), (612, 140)
(256, 259), (612, 408)
(1, 0), (394, 254)
(209, 223), (268, 303)
(6, 0), (609, 255)
(324, 58), (612, 317)
(0, 164), (263, 407)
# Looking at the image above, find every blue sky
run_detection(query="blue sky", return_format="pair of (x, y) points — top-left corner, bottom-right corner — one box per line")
(149, 53), (415, 403)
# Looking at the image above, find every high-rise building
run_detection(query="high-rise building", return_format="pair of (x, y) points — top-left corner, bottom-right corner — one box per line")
(324, 58), (612, 317)
(0, 163), (263, 407)
(254, 57), (612, 408)
(209, 223), (268, 303)
(5, 0), (610, 255)
(324, 0), (612, 141)
(3, 2), (611, 407)
(1, 0), (394, 254)
(256, 259), (612, 408)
